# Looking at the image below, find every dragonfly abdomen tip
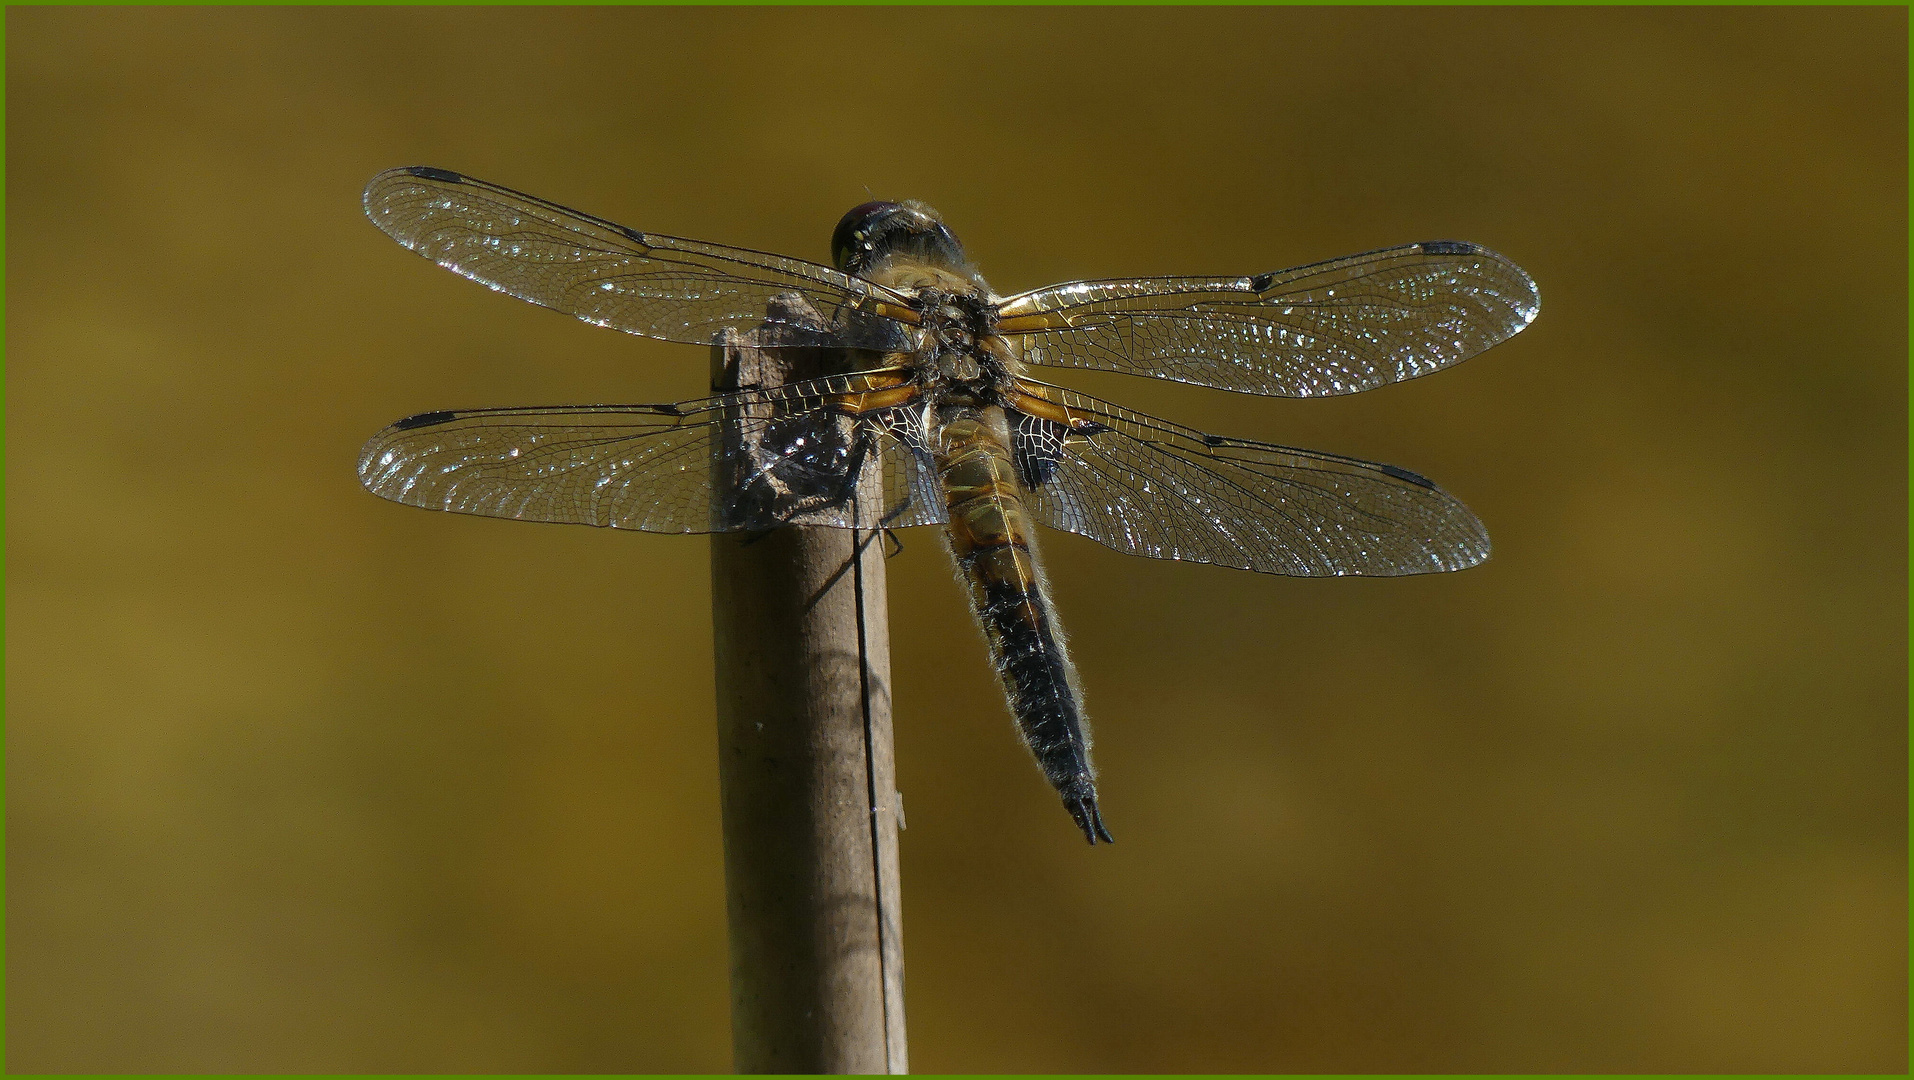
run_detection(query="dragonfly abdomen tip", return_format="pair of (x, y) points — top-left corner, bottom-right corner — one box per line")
(1066, 797), (1115, 845)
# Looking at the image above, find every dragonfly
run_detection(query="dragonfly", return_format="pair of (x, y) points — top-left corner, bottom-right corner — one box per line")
(357, 166), (1539, 845)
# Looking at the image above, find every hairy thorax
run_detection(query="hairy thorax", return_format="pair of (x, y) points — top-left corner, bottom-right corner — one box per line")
(863, 258), (1025, 411)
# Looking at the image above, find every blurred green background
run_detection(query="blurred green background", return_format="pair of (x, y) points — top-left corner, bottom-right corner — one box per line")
(6, 6), (1906, 1073)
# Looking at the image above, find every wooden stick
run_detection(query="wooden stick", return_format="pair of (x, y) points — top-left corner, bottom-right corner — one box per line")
(710, 299), (908, 1074)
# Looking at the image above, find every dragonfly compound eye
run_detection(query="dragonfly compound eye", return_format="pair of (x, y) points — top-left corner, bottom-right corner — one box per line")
(831, 200), (966, 276)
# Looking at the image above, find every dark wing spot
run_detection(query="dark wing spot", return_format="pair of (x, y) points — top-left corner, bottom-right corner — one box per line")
(1076, 420), (1111, 435)
(1378, 462), (1436, 488)
(1418, 240), (1478, 256)
(1011, 413), (1076, 488)
(1203, 433), (1228, 447)
(1248, 272), (1276, 293)
(614, 223), (649, 245)
(391, 409), (459, 430)
(403, 166), (465, 184)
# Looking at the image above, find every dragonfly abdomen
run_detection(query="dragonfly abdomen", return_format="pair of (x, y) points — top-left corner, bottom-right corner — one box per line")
(937, 410), (1113, 845)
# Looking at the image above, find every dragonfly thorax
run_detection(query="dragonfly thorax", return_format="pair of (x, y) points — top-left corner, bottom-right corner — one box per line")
(914, 288), (997, 356)
(938, 351), (984, 383)
(909, 288), (1015, 404)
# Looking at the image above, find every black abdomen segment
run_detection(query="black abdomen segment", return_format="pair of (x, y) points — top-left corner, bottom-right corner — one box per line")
(965, 569), (1112, 844)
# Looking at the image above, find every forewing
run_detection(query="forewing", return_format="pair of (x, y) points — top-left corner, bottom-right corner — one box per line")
(358, 376), (946, 534)
(996, 241), (1538, 397)
(1008, 382), (1489, 576)
(364, 167), (918, 351)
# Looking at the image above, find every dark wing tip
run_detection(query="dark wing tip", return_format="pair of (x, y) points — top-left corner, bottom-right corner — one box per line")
(1419, 240), (1542, 330)
(400, 166), (466, 184)
(1377, 461), (1437, 489)
(364, 167), (469, 225)
(390, 409), (460, 430)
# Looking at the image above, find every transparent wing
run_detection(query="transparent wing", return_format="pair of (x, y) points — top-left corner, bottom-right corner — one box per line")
(364, 167), (920, 351)
(1007, 380), (1489, 576)
(996, 241), (1538, 398)
(358, 375), (946, 534)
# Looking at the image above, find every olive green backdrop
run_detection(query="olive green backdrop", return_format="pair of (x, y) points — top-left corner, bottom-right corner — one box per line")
(7, 6), (1906, 1073)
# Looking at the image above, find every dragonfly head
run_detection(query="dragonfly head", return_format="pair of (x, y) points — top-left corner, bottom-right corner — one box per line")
(832, 199), (970, 278)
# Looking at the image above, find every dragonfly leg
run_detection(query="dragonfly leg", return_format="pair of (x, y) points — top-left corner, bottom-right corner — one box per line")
(849, 494), (914, 562)
(877, 493), (915, 558)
